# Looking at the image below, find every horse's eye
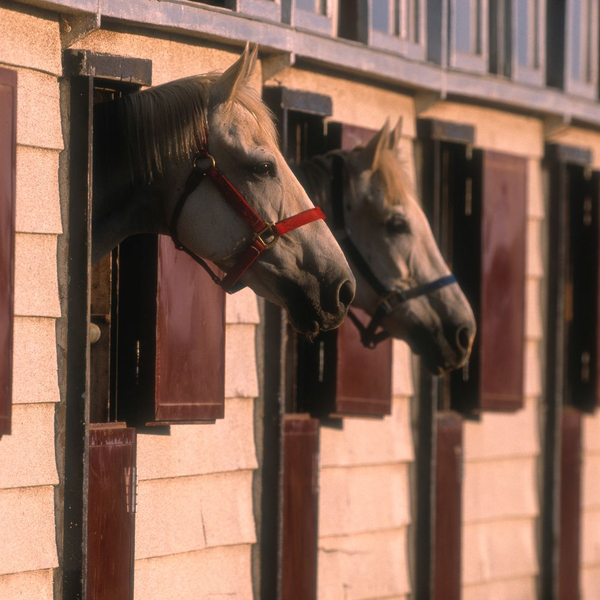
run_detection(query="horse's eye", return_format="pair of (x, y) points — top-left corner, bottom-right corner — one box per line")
(252, 162), (276, 177)
(386, 214), (410, 235)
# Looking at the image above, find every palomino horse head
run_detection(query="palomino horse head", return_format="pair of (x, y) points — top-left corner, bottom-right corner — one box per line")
(92, 45), (355, 335)
(297, 120), (475, 374)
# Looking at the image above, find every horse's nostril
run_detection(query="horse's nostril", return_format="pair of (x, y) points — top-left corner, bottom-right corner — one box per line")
(456, 326), (472, 353)
(338, 279), (355, 310)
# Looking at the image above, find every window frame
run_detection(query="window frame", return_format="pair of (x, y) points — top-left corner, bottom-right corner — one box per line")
(564, 0), (599, 99)
(282, 0), (333, 35)
(489, 0), (546, 85)
(357, 0), (427, 61)
(448, 0), (489, 74)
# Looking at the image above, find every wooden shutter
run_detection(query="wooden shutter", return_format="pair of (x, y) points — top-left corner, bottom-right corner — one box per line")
(117, 234), (225, 425)
(478, 151), (527, 410)
(0, 68), (16, 439)
(566, 167), (600, 412)
(558, 408), (583, 600)
(87, 423), (136, 600)
(298, 312), (393, 418)
(281, 415), (319, 600)
(434, 412), (463, 600)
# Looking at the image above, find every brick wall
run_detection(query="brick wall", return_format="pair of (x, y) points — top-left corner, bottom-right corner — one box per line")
(0, 4), (63, 598)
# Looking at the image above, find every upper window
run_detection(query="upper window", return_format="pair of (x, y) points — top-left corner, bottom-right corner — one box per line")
(489, 0), (545, 85)
(339, 0), (425, 60)
(283, 0), (333, 34)
(449, 0), (488, 73)
(547, 0), (598, 99)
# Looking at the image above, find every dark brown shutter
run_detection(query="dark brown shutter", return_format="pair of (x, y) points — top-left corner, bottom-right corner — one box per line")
(558, 408), (582, 600)
(334, 311), (393, 416)
(434, 412), (463, 600)
(87, 423), (136, 600)
(298, 312), (393, 418)
(479, 151), (527, 411)
(0, 68), (16, 439)
(566, 168), (600, 412)
(281, 415), (319, 600)
(117, 234), (225, 425)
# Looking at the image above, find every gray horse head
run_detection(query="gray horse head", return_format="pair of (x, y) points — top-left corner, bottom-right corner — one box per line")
(297, 119), (476, 374)
(93, 45), (355, 335)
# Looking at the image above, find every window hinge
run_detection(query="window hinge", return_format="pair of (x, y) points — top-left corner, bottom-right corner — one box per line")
(581, 351), (591, 383)
(127, 466), (138, 514)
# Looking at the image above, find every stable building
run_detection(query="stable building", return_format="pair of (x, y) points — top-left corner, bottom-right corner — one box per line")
(0, 1), (599, 599)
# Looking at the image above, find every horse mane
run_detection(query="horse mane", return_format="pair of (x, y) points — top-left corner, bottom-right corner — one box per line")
(94, 73), (278, 189)
(297, 147), (415, 211)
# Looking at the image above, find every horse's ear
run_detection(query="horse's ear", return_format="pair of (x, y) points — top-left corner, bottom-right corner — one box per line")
(389, 117), (403, 151)
(360, 119), (391, 170)
(211, 42), (258, 106)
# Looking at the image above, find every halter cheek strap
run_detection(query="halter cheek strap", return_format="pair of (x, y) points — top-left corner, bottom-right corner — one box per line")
(331, 154), (456, 349)
(170, 141), (325, 294)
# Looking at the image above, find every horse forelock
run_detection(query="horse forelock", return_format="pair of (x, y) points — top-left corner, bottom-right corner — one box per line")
(94, 73), (278, 188)
(367, 150), (415, 209)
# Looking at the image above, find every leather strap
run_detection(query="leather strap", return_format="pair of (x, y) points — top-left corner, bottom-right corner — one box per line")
(170, 145), (325, 293)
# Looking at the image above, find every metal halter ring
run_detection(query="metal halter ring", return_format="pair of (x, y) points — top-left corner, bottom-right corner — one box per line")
(253, 222), (279, 249)
(193, 152), (216, 173)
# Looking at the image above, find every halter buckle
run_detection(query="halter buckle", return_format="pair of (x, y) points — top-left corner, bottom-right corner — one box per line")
(380, 291), (404, 313)
(193, 152), (216, 173)
(254, 223), (279, 249)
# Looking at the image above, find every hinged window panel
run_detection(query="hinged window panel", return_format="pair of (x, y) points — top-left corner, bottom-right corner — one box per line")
(478, 151), (527, 411)
(434, 412), (463, 600)
(0, 67), (16, 439)
(558, 408), (583, 600)
(281, 415), (319, 600)
(116, 234), (226, 425)
(87, 423), (136, 600)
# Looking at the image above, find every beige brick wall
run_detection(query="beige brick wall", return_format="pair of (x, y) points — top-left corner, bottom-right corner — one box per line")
(0, 5), (62, 599)
(134, 287), (260, 599)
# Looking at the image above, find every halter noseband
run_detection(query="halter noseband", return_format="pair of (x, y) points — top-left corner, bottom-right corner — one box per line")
(331, 154), (456, 349)
(169, 125), (325, 294)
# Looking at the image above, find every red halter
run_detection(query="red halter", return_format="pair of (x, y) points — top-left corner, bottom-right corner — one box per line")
(169, 139), (325, 293)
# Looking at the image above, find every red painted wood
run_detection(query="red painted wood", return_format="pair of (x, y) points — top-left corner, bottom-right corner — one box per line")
(281, 415), (319, 600)
(558, 408), (583, 600)
(0, 68), (16, 438)
(154, 236), (226, 421)
(87, 423), (136, 600)
(480, 152), (527, 411)
(335, 310), (393, 416)
(341, 123), (375, 149)
(434, 412), (463, 600)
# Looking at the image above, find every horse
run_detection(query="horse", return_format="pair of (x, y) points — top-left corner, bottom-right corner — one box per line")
(295, 119), (476, 374)
(92, 45), (355, 335)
